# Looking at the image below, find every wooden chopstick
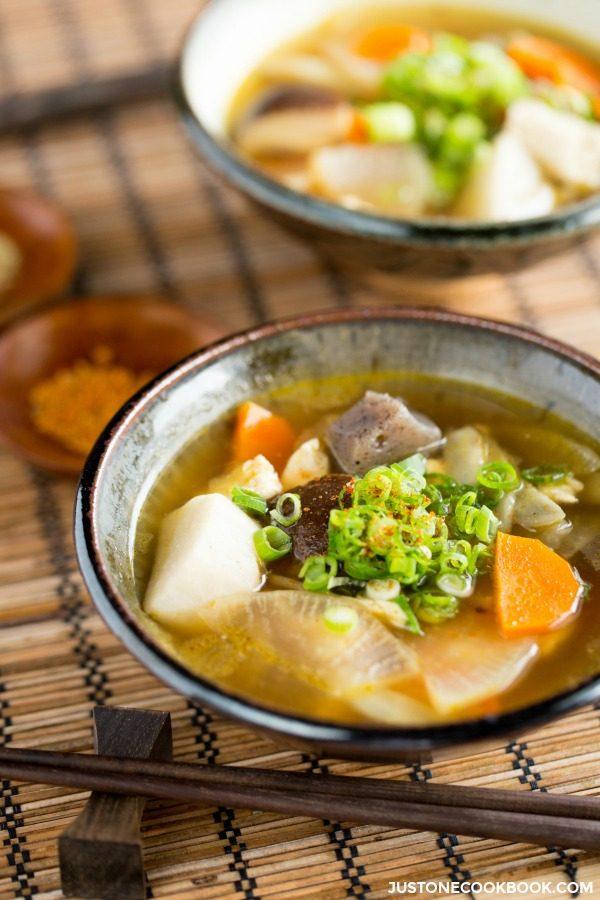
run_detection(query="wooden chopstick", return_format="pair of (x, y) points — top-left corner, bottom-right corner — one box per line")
(0, 62), (172, 133)
(0, 746), (598, 849)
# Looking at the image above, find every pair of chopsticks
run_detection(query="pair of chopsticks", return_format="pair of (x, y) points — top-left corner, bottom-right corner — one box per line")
(0, 746), (598, 849)
(0, 63), (172, 134)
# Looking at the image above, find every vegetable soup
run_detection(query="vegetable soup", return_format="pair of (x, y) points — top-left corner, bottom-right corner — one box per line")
(135, 374), (600, 726)
(228, 5), (600, 221)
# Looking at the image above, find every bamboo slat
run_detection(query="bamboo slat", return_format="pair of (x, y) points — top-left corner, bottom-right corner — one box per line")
(1, 0), (600, 897)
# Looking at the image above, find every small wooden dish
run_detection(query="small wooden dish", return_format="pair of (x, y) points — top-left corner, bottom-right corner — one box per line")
(0, 295), (224, 475)
(0, 187), (77, 321)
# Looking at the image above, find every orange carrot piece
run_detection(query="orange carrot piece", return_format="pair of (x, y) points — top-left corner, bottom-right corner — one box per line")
(494, 531), (582, 638)
(507, 34), (600, 97)
(354, 24), (431, 62)
(347, 109), (369, 143)
(232, 401), (295, 471)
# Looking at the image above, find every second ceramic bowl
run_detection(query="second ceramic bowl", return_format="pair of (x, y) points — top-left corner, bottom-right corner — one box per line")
(175, 0), (600, 277)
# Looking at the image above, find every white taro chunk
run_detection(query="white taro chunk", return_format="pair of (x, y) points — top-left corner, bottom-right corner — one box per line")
(144, 494), (263, 633)
(327, 391), (442, 474)
(208, 454), (282, 499)
(443, 425), (511, 485)
(309, 144), (435, 217)
(513, 482), (566, 531)
(453, 131), (555, 221)
(507, 98), (600, 191)
(198, 590), (418, 696)
(281, 438), (331, 490)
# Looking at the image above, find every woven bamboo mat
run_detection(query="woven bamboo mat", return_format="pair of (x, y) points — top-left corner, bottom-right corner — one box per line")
(2, 1), (600, 897)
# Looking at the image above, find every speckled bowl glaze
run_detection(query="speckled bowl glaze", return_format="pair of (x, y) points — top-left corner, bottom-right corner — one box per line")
(174, 0), (600, 277)
(76, 309), (600, 762)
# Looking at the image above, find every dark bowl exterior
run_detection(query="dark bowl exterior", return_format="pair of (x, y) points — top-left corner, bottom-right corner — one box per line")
(75, 308), (600, 763)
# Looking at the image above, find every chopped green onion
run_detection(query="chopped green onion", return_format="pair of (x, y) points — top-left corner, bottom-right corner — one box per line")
(474, 505), (499, 543)
(438, 547), (469, 575)
(365, 578), (400, 602)
(392, 453), (427, 476)
(454, 491), (498, 543)
(361, 102), (416, 143)
(454, 490), (478, 534)
(477, 461), (520, 492)
(231, 486), (267, 517)
(394, 595), (423, 635)
(270, 492), (302, 527)
(388, 551), (420, 585)
(436, 572), (473, 598)
(343, 555), (388, 580)
(253, 525), (291, 563)
(299, 555), (338, 592)
(323, 605), (359, 634)
(413, 592), (459, 624)
(522, 465), (572, 485)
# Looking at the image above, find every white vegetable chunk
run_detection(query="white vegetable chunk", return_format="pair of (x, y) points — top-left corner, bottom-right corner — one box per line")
(443, 425), (509, 485)
(199, 590), (418, 695)
(351, 688), (440, 724)
(209, 454), (282, 499)
(309, 144), (435, 216)
(144, 494), (262, 633)
(420, 609), (538, 715)
(507, 98), (600, 190)
(513, 482), (565, 530)
(281, 438), (330, 490)
(454, 131), (555, 221)
(539, 475), (583, 505)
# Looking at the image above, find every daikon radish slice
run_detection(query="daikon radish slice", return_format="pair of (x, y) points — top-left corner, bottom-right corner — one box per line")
(199, 590), (418, 696)
(419, 608), (538, 714)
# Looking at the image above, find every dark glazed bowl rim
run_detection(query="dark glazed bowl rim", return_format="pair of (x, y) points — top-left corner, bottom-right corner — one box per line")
(76, 307), (600, 753)
(172, 0), (600, 250)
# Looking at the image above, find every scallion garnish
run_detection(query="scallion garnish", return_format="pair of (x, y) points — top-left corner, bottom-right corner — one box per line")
(231, 486), (268, 517)
(454, 491), (499, 543)
(477, 461), (520, 492)
(413, 592), (459, 624)
(322, 605), (359, 634)
(300, 555), (338, 592)
(365, 578), (400, 602)
(270, 492), (302, 527)
(436, 572), (473, 598)
(522, 464), (572, 485)
(253, 525), (292, 562)
(394, 595), (423, 635)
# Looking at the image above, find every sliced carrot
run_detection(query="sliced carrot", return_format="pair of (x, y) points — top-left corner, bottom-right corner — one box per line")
(232, 401), (295, 471)
(354, 24), (431, 62)
(506, 34), (600, 97)
(347, 109), (369, 143)
(494, 531), (582, 638)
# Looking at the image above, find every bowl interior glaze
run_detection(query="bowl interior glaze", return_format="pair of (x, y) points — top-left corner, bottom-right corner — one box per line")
(78, 311), (600, 757)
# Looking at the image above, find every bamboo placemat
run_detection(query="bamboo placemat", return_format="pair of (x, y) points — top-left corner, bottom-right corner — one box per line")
(2, 1), (600, 897)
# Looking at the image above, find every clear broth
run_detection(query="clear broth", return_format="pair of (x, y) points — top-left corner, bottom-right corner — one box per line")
(134, 373), (600, 725)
